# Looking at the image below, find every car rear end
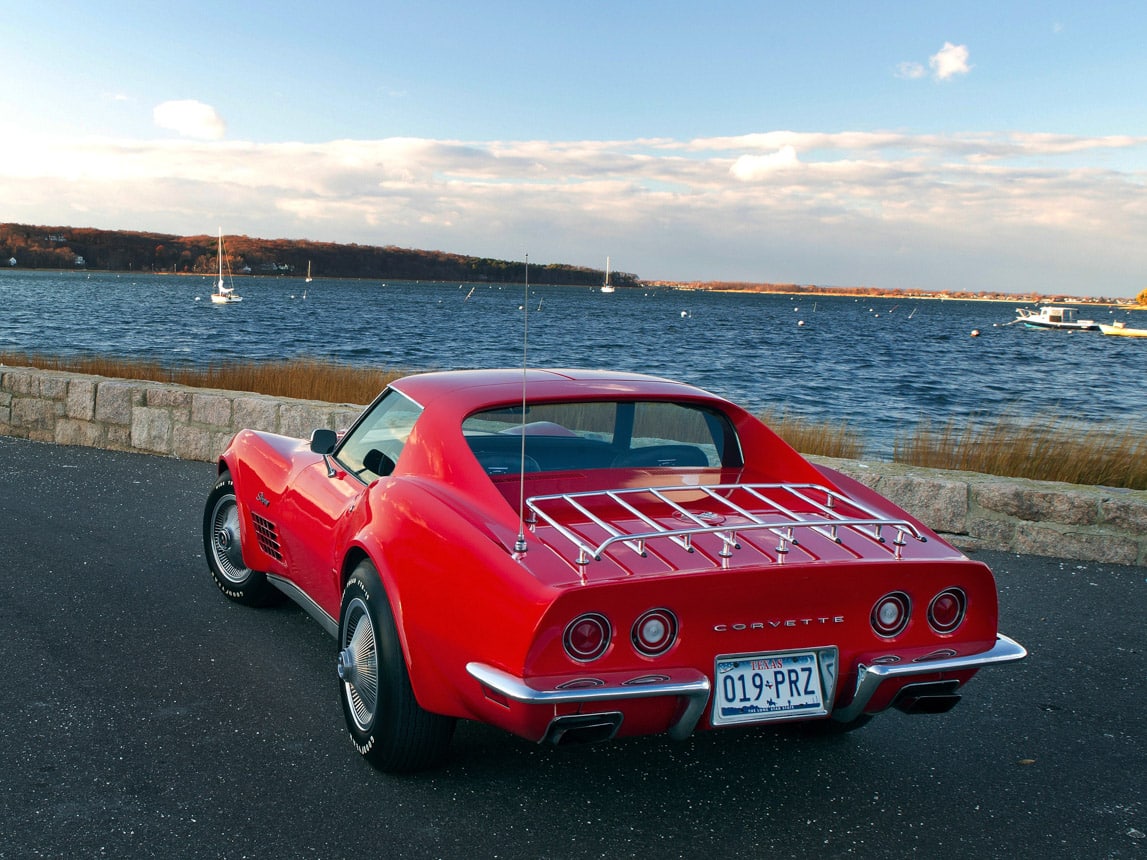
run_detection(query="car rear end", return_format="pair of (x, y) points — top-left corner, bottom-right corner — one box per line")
(464, 477), (1025, 744)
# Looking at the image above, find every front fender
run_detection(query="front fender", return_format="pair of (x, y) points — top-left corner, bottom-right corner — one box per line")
(223, 430), (307, 496)
(220, 429), (316, 575)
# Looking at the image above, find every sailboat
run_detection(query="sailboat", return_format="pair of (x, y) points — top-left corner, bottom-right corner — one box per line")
(210, 229), (242, 304)
(600, 256), (615, 293)
(300, 260), (313, 299)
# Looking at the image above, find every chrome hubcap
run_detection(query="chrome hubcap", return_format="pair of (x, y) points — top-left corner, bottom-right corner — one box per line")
(337, 649), (356, 683)
(340, 598), (379, 732)
(210, 495), (249, 584)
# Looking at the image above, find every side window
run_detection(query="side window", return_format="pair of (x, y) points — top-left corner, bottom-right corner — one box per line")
(335, 389), (423, 479)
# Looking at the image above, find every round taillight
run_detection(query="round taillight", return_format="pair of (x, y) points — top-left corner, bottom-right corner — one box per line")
(871, 592), (911, 638)
(563, 613), (611, 662)
(928, 588), (967, 633)
(631, 608), (678, 657)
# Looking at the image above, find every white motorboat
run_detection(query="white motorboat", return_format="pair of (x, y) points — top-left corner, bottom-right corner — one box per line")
(1010, 305), (1097, 331)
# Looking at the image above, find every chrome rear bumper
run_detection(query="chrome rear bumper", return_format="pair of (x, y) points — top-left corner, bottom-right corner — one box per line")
(466, 663), (711, 741)
(467, 632), (1026, 740)
(829, 633), (1028, 723)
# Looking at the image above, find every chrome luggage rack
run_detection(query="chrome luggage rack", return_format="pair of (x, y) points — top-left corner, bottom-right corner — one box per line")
(524, 482), (927, 569)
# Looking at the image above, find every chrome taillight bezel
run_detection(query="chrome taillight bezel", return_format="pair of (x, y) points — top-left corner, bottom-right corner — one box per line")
(928, 588), (967, 634)
(563, 612), (612, 662)
(631, 608), (679, 657)
(871, 591), (912, 638)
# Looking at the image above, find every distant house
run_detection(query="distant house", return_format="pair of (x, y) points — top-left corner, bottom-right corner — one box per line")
(74, 255), (86, 267)
(7, 257), (15, 267)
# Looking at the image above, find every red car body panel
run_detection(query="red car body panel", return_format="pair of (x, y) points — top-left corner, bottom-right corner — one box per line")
(216, 369), (1024, 746)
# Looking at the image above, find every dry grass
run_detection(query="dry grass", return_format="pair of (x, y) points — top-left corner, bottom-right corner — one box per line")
(758, 408), (865, 461)
(894, 415), (1147, 491)
(0, 352), (398, 405)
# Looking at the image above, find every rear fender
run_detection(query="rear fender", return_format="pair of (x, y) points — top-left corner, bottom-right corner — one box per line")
(337, 541), (477, 721)
(337, 481), (543, 720)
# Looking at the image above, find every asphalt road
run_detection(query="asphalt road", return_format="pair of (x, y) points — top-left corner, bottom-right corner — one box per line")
(0, 436), (1143, 859)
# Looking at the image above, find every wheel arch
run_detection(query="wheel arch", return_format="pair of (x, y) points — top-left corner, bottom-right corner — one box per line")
(340, 546), (374, 595)
(339, 546), (408, 662)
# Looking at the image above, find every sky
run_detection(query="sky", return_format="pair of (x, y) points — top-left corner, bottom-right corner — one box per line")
(2, 1), (1146, 297)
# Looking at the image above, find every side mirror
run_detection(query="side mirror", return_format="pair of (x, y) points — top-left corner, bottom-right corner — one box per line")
(309, 428), (337, 455)
(363, 448), (396, 477)
(310, 428), (339, 477)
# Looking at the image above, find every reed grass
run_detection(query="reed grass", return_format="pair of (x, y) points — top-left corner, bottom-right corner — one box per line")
(758, 408), (866, 461)
(894, 415), (1147, 491)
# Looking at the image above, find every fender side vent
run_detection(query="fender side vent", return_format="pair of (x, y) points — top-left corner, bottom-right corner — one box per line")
(250, 513), (283, 561)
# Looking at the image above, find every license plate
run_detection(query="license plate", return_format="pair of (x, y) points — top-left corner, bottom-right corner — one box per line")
(712, 651), (828, 726)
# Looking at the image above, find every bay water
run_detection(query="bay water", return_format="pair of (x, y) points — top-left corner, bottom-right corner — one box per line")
(2, 269), (1144, 458)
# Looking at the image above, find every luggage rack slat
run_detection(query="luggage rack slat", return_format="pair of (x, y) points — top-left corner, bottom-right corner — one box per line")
(524, 482), (926, 569)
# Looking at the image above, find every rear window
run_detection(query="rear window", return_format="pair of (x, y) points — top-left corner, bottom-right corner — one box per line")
(462, 400), (741, 474)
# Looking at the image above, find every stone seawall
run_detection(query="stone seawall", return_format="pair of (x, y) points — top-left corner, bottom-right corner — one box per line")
(811, 457), (1146, 567)
(0, 366), (362, 463)
(2, 366), (1144, 566)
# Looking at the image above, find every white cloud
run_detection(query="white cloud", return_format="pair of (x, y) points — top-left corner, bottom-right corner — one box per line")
(1, 129), (1146, 295)
(153, 100), (226, 140)
(930, 42), (971, 80)
(730, 146), (800, 180)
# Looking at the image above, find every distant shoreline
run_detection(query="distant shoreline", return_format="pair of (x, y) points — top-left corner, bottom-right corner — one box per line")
(652, 282), (1140, 307)
(684, 289), (1142, 309)
(3, 267), (1142, 308)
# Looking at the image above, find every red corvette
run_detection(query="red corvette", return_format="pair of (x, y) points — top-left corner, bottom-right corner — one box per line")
(204, 369), (1025, 772)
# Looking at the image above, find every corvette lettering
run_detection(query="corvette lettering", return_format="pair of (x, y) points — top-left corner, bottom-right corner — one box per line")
(714, 616), (844, 631)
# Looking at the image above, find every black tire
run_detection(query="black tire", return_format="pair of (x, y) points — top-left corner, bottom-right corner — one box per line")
(203, 472), (281, 606)
(337, 560), (455, 773)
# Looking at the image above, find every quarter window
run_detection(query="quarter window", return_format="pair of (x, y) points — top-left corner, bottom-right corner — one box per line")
(336, 389), (423, 479)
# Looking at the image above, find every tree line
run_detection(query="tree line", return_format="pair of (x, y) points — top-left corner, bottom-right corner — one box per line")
(0, 223), (638, 288)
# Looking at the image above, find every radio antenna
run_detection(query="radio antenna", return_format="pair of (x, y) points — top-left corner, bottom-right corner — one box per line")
(514, 253), (529, 555)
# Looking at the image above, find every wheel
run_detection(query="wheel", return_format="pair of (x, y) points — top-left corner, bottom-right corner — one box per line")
(203, 472), (281, 606)
(337, 560), (455, 773)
